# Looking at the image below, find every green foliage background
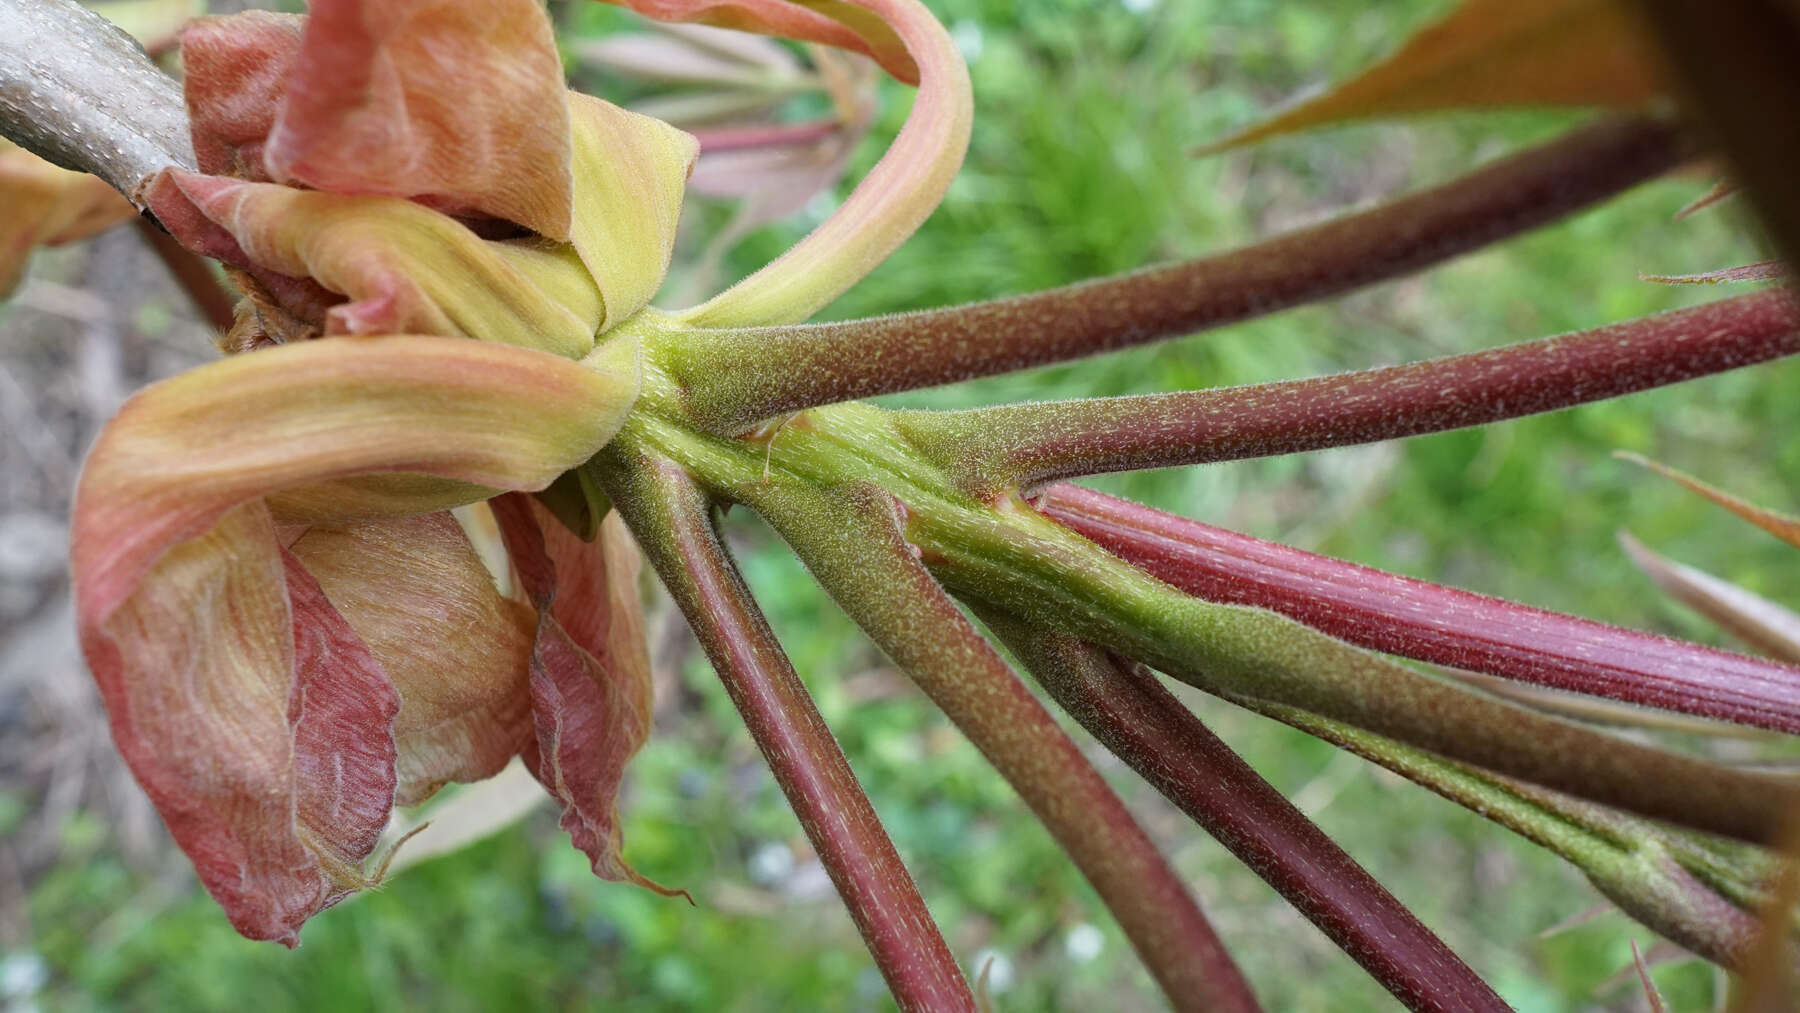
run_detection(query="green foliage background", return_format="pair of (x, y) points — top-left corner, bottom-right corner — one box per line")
(12, 0), (1798, 1010)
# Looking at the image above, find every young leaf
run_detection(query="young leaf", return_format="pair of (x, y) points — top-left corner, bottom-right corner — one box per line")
(489, 497), (675, 896)
(1202, 0), (1667, 153)
(0, 141), (136, 295)
(265, 0), (575, 239)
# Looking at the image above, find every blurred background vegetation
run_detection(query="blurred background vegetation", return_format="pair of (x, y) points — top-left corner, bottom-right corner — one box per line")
(3, 0), (1796, 1010)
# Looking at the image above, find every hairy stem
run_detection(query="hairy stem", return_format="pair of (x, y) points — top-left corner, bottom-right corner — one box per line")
(598, 453), (975, 1012)
(974, 610), (1508, 1013)
(752, 478), (1261, 1012)
(662, 115), (1688, 434)
(0, 0), (194, 199)
(618, 373), (1800, 846)
(1038, 484), (1800, 733)
(898, 290), (1800, 494)
(897, 493), (1800, 845)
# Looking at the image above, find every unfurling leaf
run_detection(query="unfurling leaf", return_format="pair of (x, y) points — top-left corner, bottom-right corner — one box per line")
(145, 171), (600, 355)
(490, 496), (682, 898)
(266, 0), (575, 239)
(605, 0), (971, 327)
(591, 25), (879, 298)
(1202, 0), (1668, 153)
(565, 94), (700, 330)
(73, 333), (644, 944)
(66, 0), (690, 953)
(289, 513), (538, 805)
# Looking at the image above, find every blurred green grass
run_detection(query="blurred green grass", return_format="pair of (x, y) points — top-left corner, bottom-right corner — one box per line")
(15, 0), (1798, 1010)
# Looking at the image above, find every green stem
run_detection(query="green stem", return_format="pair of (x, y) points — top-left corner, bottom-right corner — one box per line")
(744, 476), (1261, 1012)
(618, 342), (1798, 842)
(616, 323), (1797, 978)
(1251, 700), (1770, 971)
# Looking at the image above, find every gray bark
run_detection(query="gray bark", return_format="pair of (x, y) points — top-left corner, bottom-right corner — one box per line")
(0, 0), (194, 204)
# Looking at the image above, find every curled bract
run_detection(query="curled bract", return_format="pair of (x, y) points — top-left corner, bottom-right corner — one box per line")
(601, 0), (973, 327)
(77, 0), (694, 945)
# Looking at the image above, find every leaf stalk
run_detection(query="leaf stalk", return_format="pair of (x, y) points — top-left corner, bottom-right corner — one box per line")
(745, 477), (1261, 1012)
(896, 289), (1800, 494)
(598, 449), (975, 1012)
(1038, 483), (1800, 733)
(662, 115), (1689, 434)
(973, 611), (1508, 1013)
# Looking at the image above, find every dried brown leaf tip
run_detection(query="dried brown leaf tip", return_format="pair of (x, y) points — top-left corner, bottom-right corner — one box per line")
(1675, 178), (1738, 220)
(1616, 451), (1800, 550)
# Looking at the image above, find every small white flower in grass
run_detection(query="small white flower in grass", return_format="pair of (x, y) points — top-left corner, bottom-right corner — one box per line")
(748, 840), (796, 885)
(1065, 922), (1106, 964)
(0, 952), (47, 999)
(950, 20), (983, 63)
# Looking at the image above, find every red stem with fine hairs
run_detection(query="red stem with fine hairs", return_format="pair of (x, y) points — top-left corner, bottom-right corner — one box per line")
(908, 289), (1800, 493)
(1039, 483), (1800, 733)
(977, 611), (1508, 1013)
(601, 455), (976, 1012)
(667, 115), (1688, 433)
